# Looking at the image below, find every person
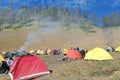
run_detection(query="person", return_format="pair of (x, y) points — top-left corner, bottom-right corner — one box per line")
(6, 57), (14, 68)
(80, 49), (86, 58)
(0, 61), (10, 74)
(62, 55), (69, 61)
(76, 47), (86, 58)
(4, 51), (13, 58)
(58, 48), (63, 55)
(76, 47), (81, 52)
(106, 46), (115, 53)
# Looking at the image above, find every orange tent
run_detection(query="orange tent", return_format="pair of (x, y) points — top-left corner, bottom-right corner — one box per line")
(67, 49), (82, 59)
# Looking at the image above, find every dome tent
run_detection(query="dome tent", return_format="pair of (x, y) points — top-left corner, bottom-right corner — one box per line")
(67, 49), (82, 59)
(0, 54), (4, 62)
(9, 55), (50, 80)
(115, 46), (120, 52)
(84, 47), (113, 60)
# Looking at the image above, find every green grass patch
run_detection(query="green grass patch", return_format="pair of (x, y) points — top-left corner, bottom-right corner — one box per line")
(89, 69), (107, 76)
(108, 71), (120, 80)
(89, 61), (119, 77)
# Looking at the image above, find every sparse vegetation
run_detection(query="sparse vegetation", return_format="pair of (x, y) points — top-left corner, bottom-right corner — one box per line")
(108, 72), (120, 80)
(0, 2), (120, 80)
(0, 27), (120, 80)
(0, 4), (97, 32)
(102, 11), (120, 27)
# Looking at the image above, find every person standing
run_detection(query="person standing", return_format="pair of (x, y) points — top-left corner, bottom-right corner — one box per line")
(6, 57), (14, 68)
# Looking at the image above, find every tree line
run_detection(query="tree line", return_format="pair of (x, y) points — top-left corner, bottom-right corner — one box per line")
(102, 11), (120, 27)
(0, 4), (119, 31)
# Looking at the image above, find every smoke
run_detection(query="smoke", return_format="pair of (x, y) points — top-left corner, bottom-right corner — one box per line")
(18, 32), (40, 52)
(18, 18), (60, 52)
(8, 0), (102, 52)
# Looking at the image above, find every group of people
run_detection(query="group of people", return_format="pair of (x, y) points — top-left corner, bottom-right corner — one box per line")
(0, 46), (116, 74)
(0, 57), (14, 74)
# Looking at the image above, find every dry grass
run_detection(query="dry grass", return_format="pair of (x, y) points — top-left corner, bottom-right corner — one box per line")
(0, 26), (120, 80)
(0, 26), (115, 51)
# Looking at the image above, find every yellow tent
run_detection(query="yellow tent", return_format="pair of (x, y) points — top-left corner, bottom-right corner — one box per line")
(36, 49), (44, 55)
(0, 54), (5, 62)
(1, 51), (6, 56)
(115, 46), (120, 52)
(84, 47), (113, 60)
(63, 48), (68, 55)
(1, 51), (6, 55)
(29, 50), (34, 54)
(47, 49), (51, 55)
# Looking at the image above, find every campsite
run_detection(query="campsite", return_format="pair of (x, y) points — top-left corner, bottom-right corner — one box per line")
(0, 26), (120, 80)
(0, 0), (120, 80)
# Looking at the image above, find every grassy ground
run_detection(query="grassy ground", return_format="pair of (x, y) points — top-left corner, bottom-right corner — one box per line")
(37, 53), (120, 80)
(0, 26), (120, 80)
(1, 53), (120, 80)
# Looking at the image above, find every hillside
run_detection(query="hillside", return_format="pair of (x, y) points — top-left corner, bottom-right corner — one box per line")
(0, 27), (120, 50)
(0, 26), (120, 51)
(0, 1), (120, 80)
(0, 26), (120, 80)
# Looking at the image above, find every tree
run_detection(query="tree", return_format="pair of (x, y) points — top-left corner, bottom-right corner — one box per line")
(82, 10), (88, 20)
(102, 11), (120, 27)
(89, 11), (98, 26)
(48, 6), (58, 17)
(76, 7), (82, 18)
(102, 16), (109, 27)
(0, 18), (4, 31)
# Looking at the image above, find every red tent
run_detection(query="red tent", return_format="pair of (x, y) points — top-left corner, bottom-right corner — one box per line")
(67, 49), (82, 59)
(9, 55), (50, 80)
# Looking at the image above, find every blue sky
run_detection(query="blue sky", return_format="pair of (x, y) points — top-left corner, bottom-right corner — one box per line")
(0, 0), (120, 23)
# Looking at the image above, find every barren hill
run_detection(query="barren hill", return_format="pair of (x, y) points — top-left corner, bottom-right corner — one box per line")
(0, 26), (120, 51)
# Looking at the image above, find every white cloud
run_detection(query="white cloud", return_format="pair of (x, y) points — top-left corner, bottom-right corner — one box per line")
(72, 0), (97, 10)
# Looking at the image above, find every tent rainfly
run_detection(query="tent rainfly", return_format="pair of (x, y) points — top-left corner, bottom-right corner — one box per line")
(115, 46), (120, 52)
(67, 49), (82, 59)
(9, 55), (50, 80)
(84, 47), (113, 60)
